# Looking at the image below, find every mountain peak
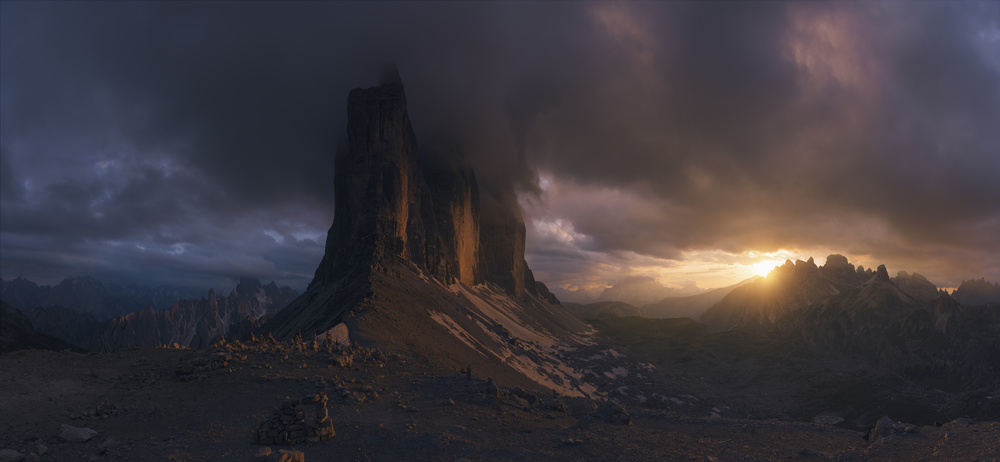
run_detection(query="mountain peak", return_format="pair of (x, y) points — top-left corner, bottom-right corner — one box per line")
(875, 264), (890, 282)
(259, 76), (591, 394)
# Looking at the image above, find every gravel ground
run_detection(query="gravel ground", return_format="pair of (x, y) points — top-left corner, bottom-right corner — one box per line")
(1, 339), (998, 461)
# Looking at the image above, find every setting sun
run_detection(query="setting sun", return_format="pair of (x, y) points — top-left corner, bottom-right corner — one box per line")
(751, 261), (782, 278)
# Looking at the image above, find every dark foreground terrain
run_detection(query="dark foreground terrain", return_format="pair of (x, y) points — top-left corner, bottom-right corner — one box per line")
(2, 335), (998, 462)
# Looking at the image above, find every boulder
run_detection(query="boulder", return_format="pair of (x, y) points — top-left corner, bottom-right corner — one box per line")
(58, 424), (98, 442)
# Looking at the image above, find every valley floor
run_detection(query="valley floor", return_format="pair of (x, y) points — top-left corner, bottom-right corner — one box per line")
(1, 338), (998, 462)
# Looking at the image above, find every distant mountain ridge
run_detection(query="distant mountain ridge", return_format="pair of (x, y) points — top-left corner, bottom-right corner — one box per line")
(595, 276), (703, 307)
(640, 277), (759, 320)
(2, 276), (297, 352)
(702, 255), (874, 330)
(88, 277), (297, 351)
(1, 276), (204, 320)
(701, 254), (1000, 389)
(563, 301), (642, 320)
(951, 278), (1000, 306)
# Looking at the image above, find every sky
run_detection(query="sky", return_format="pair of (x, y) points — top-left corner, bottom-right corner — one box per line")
(2, 1), (999, 297)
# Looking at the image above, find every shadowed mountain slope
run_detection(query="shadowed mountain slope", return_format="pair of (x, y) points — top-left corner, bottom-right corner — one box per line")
(23, 305), (101, 348)
(0, 301), (80, 353)
(640, 277), (758, 320)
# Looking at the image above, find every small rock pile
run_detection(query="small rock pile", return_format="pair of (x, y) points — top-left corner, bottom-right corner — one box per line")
(866, 416), (920, 443)
(256, 393), (335, 445)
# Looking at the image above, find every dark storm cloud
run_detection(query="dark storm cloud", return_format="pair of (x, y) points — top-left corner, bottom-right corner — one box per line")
(2, 2), (998, 291)
(515, 1), (1000, 287)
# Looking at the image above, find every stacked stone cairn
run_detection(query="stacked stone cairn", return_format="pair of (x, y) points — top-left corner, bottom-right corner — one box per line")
(256, 393), (335, 445)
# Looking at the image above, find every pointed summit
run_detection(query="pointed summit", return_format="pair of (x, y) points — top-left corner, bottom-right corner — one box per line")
(875, 264), (890, 282)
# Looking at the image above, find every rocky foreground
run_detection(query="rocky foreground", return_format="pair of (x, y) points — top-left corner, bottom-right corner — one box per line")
(2, 337), (998, 462)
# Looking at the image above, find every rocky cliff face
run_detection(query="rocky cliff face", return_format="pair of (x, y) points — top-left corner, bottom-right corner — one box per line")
(263, 75), (593, 394)
(309, 73), (534, 296)
(87, 278), (296, 352)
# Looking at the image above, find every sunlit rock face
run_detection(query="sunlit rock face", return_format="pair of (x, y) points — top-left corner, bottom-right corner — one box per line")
(308, 71), (544, 299)
(264, 74), (592, 393)
(310, 72), (531, 294)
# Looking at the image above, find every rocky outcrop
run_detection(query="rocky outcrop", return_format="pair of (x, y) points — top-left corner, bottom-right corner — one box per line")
(951, 278), (1000, 306)
(88, 279), (296, 352)
(263, 74), (593, 394)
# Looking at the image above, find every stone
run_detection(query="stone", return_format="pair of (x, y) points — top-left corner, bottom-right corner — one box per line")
(59, 424), (98, 442)
(317, 323), (351, 348)
(255, 447), (272, 461)
(0, 449), (24, 462)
